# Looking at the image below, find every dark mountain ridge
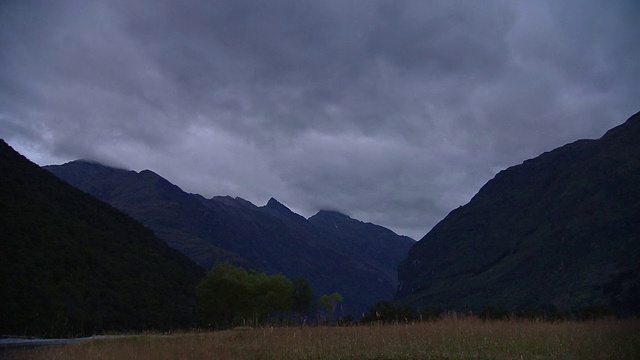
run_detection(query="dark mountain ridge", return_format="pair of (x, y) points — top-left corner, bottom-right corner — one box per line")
(397, 111), (640, 315)
(0, 140), (205, 337)
(309, 210), (414, 271)
(45, 161), (415, 315)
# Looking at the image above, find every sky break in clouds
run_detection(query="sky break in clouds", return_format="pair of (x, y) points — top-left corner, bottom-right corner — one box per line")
(1, 0), (639, 240)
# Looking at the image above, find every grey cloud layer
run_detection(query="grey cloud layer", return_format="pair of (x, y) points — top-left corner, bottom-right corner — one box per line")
(1, 0), (639, 239)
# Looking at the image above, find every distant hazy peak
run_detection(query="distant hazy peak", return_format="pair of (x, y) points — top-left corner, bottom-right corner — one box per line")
(308, 210), (355, 227)
(138, 168), (163, 178)
(314, 210), (351, 219)
(212, 195), (258, 209)
(63, 159), (130, 172)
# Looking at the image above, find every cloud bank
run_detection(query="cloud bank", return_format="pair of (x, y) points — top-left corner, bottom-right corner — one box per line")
(1, 0), (639, 239)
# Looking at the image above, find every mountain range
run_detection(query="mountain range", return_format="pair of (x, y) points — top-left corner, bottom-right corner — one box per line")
(7, 108), (636, 334)
(397, 111), (640, 315)
(45, 161), (415, 315)
(0, 140), (204, 337)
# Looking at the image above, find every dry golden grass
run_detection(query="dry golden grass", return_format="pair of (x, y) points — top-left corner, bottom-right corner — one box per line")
(4, 316), (639, 359)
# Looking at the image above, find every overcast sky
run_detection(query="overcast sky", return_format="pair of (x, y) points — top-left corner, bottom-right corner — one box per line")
(1, 0), (639, 240)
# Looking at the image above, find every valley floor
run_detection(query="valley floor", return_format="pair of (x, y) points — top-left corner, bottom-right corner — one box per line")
(3, 316), (639, 359)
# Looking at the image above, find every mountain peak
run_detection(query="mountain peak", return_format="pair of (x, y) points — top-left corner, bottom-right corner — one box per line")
(266, 197), (286, 209)
(264, 198), (292, 213)
(261, 198), (310, 225)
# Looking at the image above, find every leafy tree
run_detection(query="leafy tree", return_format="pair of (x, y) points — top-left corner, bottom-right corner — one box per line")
(251, 272), (295, 323)
(318, 292), (343, 324)
(265, 274), (295, 314)
(330, 292), (344, 311)
(196, 264), (298, 328)
(290, 276), (315, 326)
(292, 276), (315, 314)
(196, 263), (253, 327)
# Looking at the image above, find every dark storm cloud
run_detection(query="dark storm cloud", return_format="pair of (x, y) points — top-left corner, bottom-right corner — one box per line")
(1, 0), (639, 239)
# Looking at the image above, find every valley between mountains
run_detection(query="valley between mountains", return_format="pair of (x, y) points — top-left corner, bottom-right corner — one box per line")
(2, 111), (639, 338)
(44, 161), (415, 316)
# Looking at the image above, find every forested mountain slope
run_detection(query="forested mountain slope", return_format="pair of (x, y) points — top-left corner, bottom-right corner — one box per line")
(397, 111), (640, 315)
(0, 140), (204, 337)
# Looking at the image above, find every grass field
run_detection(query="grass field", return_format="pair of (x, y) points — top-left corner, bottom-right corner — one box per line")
(4, 316), (639, 359)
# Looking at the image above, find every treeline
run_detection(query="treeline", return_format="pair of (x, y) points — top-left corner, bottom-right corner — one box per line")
(196, 265), (622, 330)
(360, 301), (620, 324)
(196, 263), (344, 328)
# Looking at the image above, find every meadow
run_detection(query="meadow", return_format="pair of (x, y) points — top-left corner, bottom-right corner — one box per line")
(4, 316), (639, 359)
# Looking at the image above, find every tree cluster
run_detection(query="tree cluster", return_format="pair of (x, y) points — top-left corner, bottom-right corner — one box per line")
(196, 264), (315, 328)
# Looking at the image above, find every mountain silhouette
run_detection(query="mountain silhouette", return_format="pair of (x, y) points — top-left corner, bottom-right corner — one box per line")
(397, 111), (640, 315)
(0, 140), (204, 337)
(46, 161), (415, 315)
